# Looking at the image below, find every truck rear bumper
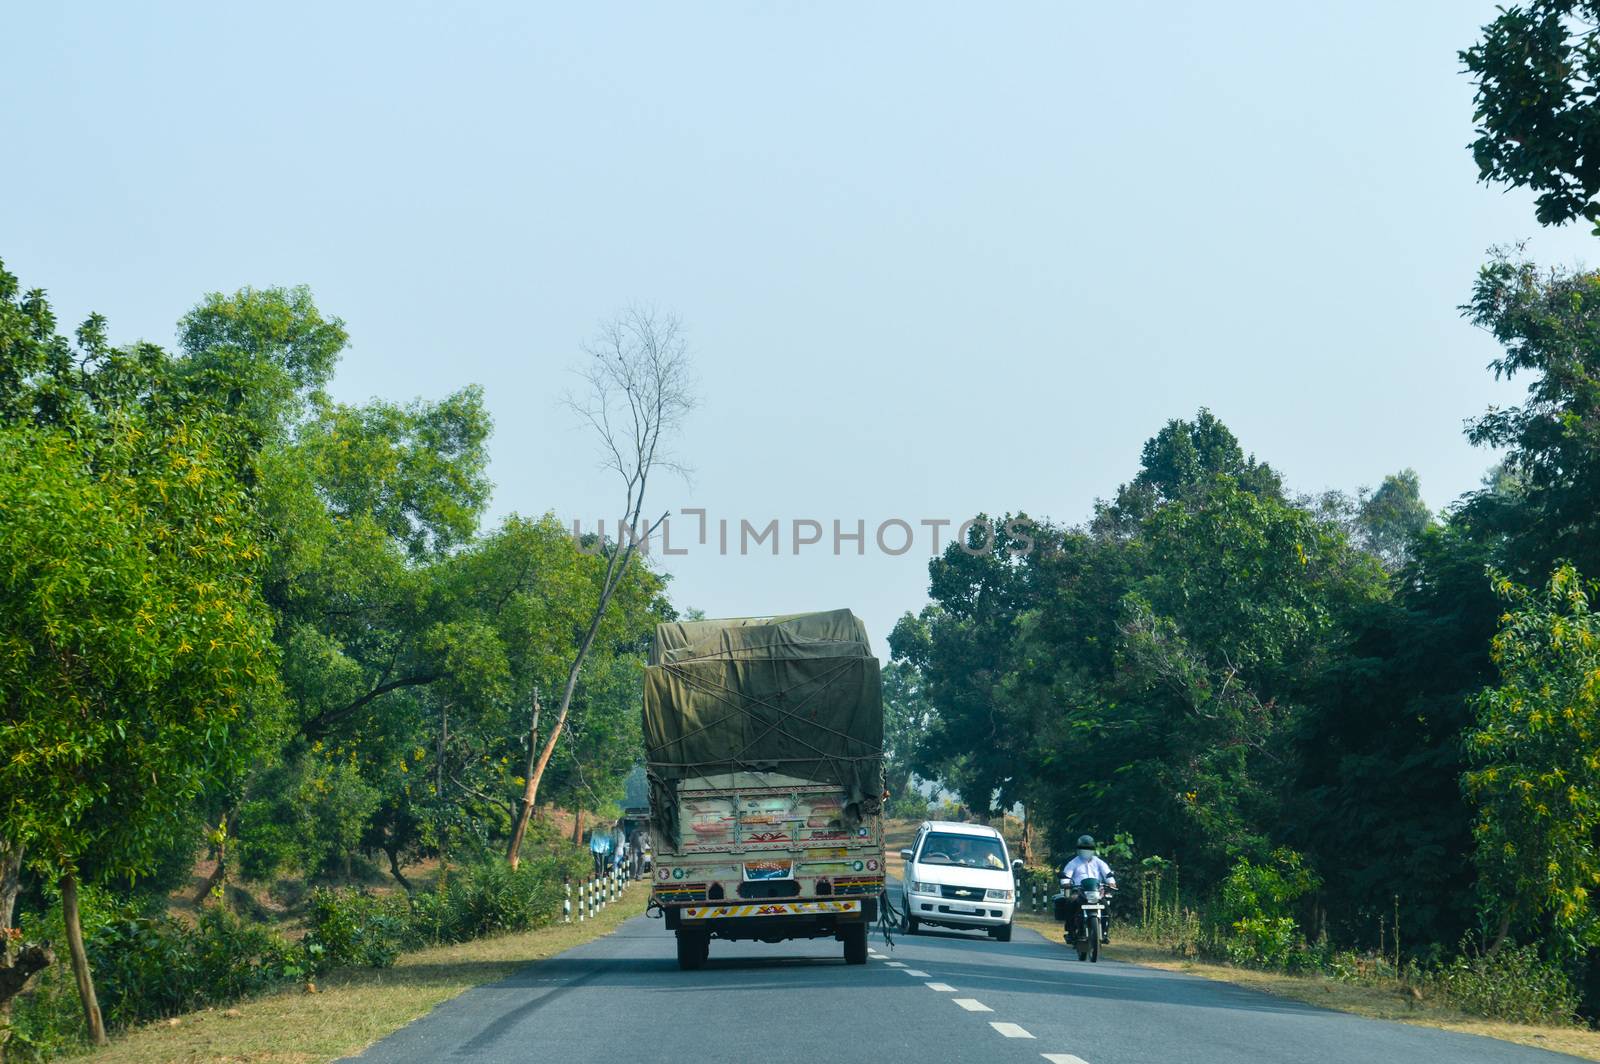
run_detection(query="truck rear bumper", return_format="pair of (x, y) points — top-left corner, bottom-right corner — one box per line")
(664, 897), (877, 941)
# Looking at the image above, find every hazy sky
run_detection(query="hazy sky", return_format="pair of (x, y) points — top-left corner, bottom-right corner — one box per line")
(5, 2), (1597, 648)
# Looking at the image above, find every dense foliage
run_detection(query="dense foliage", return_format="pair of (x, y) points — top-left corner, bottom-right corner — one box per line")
(892, 245), (1600, 1013)
(0, 260), (670, 1055)
(885, 18), (1600, 1004)
(7, 850), (588, 1056)
(1464, 1), (1600, 231)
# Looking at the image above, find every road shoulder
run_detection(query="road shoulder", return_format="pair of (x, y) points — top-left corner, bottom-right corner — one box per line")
(1014, 913), (1600, 1062)
(80, 884), (648, 1064)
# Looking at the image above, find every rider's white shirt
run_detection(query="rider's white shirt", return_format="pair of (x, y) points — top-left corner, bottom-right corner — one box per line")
(1061, 854), (1115, 886)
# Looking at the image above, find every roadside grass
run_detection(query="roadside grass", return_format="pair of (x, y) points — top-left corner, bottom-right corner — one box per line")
(1013, 912), (1600, 1062)
(78, 883), (648, 1064)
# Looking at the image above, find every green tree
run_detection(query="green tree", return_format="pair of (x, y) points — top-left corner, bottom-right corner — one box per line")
(175, 283), (669, 889)
(0, 414), (278, 1043)
(899, 412), (1386, 884)
(177, 285), (346, 448)
(1090, 474), (1382, 876)
(1095, 407), (1282, 533)
(1464, 1), (1600, 231)
(1357, 469), (1432, 569)
(881, 660), (933, 807)
(1466, 564), (1600, 956)
(1287, 523), (1497, 947)
(1462, 254), (1600, 579)
(888, 513), (1052, 814)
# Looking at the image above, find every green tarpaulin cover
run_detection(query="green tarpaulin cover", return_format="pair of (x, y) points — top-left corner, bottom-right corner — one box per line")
(642, 609), (884, 848)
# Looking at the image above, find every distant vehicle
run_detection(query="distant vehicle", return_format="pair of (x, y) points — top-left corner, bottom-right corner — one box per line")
(900, 820), (1021, 941)
(642, 610), (885, 970)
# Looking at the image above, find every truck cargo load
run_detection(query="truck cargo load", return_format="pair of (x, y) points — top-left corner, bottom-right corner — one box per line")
(642, 609), (885, 969)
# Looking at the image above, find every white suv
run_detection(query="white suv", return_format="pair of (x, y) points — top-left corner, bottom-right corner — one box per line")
(899, 821), (1020, 941)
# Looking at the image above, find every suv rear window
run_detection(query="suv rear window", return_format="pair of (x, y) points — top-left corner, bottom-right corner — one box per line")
(916, 832), (1007, 870)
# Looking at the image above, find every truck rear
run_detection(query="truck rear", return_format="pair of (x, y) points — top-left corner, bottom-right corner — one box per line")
(641, 610), (885, 969)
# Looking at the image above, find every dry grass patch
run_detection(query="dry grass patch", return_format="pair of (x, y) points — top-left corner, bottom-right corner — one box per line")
(81, 884), (648, 1064)
(1014, 913), (1600, 1061)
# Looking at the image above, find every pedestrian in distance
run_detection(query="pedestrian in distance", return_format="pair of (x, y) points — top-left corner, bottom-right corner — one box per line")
(609, 821), (627, 875)
(588, 826), (612, 877)
(628, 827), (646, 878)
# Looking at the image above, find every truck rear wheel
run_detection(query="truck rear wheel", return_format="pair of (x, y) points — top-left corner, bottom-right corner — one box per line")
(676, 930), (708, 970)
(842, 922), (868, 965)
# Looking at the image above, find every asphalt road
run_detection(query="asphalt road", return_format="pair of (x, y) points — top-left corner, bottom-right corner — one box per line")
(346, 902), (1584, 1064)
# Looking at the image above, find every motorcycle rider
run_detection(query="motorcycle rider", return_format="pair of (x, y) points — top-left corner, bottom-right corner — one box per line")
(1061, 835), (1116, 944)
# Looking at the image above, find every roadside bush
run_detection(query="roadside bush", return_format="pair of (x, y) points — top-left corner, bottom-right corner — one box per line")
(1162, 907), (1206, 958)
(1426, 943), (1579, 1026)
(307, 855), (581, 966)
(303, 887), (408, 972)
(1223, 915), (1300, 968)
(409, 857), (578, 946)
(1208, 850), (1319, 968)
(7, 890), (305, 1060)
(444, 860), (564, 939)
(7, 886), (153, 1056)
(189, 907), (307, 998)
(1323, 940), (1578, 1026)
(7, 952), (84, 1063)
(88, 909), (204, 1028)
(8, 847), (594, 1059)
(88, 906), (302, 1026)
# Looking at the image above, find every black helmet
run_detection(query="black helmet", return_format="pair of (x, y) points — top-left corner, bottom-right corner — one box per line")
(1076, 835), (1096, 850)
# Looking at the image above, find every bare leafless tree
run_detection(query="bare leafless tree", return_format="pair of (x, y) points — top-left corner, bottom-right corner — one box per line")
(507, 306), (696, 867)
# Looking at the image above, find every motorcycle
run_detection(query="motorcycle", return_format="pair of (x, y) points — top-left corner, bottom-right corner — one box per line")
(1053, 876), (1108, 962)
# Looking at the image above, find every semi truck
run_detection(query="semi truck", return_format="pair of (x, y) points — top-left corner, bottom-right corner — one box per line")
(641, 609), (885, 970)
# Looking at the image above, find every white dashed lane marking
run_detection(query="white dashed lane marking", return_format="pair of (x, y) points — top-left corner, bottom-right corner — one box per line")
(902, 968), (931, 977)
(885, 961), (906, 968)
(990, 1022), (1034, 1039)
(925, 982), (956, 991)
(952, 998), (992, 1012)
(1040, 1055), (1090, 1064)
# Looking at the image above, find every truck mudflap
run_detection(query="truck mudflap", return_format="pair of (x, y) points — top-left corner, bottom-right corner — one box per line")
(681, 899), (861, 920)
